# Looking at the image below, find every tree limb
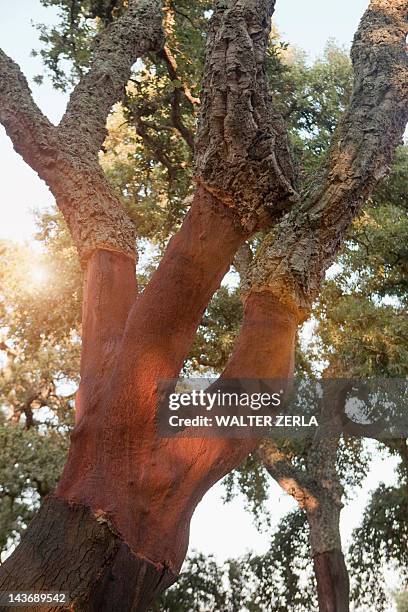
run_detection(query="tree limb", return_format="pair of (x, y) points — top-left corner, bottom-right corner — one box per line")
(59, 0), (165, 158)
(0, 49), (58, 174)
(259, 436), (344, 555)
(258, 440), (320, 511)
(159, 45), (197, 151)
(243, 0), (408, 318)
(132, 107), (179, 178)
(0, 7), (162, 261)
(118, 0), (296, 394)
(194, 0), (299, 231)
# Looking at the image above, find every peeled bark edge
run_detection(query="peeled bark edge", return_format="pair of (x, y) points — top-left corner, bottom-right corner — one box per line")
(195, 0), (299, 232)
(244, 0), (408, 317)
(0, 496), (177, 612)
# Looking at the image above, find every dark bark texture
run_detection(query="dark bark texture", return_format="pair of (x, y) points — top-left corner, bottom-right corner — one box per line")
(195, 0), (299, 231)
(0, 1), (164, 261)
(244, 0), (408, 317)
(0, 496), (176, 612)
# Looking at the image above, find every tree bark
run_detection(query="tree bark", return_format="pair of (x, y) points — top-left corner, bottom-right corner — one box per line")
(259, 437), (350, 612)
(0, 497), (176, 612)
(195, 0), (299, 231)
(313, 551), (350, 612)
(0, 1), (164, 261)
(0, 295), (298, 611)
(243, 0), (408, 316)
(0, 0), (292, 604)
(251, 4), (408, 608)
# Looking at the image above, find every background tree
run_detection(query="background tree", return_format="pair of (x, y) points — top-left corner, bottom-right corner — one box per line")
(315, 146), (408, 611)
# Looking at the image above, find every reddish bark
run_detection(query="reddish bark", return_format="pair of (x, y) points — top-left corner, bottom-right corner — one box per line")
(313, 550), (350, 612)
(223, 292), (298, 378)
(76, 249), (137, 421)
(0, 281), (299, 610)
(53, 195), (298, 573)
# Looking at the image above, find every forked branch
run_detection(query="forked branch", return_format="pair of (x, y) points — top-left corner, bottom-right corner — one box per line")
(242, 0), (408, 317)
(0, 2), (165, 261)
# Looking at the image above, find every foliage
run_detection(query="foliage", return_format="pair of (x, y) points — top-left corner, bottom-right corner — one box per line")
(314, 145), (408, 607)
(314, 146), (408, 378)
(222, 454), (271, 526)
(154, 511), (316, 612)
(349, 484), (408, 611)
(186, 285), (243, 374)
(34, 3), (354, 244)
(0, 217), (81, 555)
(274, 41), (353, 178)
(0, 422), (68, 554)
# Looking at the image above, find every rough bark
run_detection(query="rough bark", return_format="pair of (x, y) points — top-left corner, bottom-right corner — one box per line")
(0, 1), (295, 605)
(0, 1), (164, 261)
(59, 0), (164, 158)
(248, 7), (408, 604)
(244, 0), (408, 317)
(46, 161), (139, 262)
(0, 496), (176, 612)
(259, 436), (349, 612)
(195, 0), (299, 231)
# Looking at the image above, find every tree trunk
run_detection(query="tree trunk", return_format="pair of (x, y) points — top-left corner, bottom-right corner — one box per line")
(0, 497), (176, 612)
(259, 435), (350, 612)
(307, 491), (350, 612)
(313, 550), (350, 612)
(0, 291), (298, 610)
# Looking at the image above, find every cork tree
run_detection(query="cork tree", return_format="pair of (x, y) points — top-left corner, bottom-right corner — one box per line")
(0, 0), (407, 610)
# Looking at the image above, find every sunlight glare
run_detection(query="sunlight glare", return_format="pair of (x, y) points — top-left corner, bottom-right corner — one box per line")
(29, 263), (49, 287)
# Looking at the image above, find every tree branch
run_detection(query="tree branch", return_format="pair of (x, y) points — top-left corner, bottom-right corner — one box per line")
(159, 45), (197, 151)
(243, 0), (408, 317)
(259, 435), (344, 555)
(59, 0), (165, 158)
(258, 440), (319, 511)
(117, 0), (297, 395)
(0, 49), (58, 174)
(233, 242), (253, 280)
(195, 0), (299, 231)
(0, 35), (141, 262)
(132, 108), (179, 178)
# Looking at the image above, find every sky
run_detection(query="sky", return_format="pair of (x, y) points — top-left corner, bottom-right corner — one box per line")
(0, 0), (400, 605)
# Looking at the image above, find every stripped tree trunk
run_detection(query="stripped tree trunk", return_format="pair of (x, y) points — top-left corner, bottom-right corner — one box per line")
(0, 0), (407, 609)
(259, 435), (349, 612)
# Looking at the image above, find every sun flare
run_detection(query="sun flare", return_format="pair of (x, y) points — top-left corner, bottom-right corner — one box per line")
(29, 263), (49, 287)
